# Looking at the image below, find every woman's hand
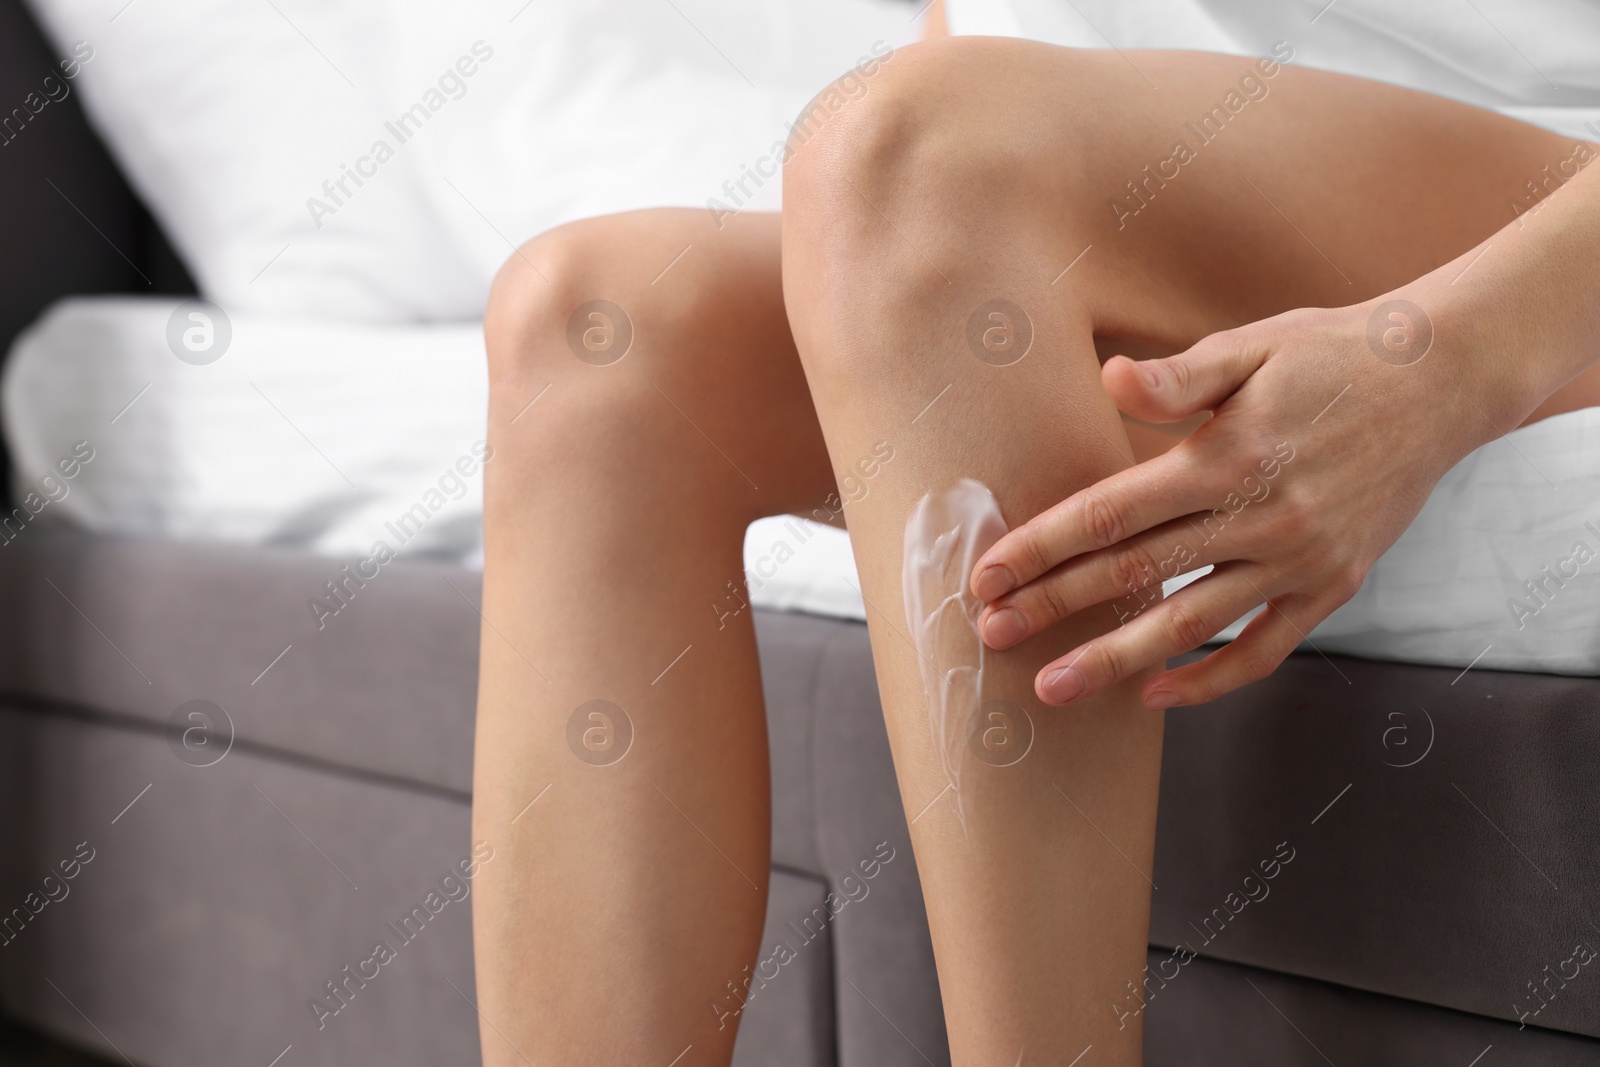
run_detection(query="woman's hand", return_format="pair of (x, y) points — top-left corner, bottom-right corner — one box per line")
(973, 153), (1600, 711)
(969, 292), (1533, 710)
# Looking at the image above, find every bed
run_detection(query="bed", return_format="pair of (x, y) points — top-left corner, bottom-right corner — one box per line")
(1, 0), (1597, 1064)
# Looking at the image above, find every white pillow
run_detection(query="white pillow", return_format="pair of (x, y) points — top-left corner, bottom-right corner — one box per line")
(405, 1), (914, 290)
(23, 0), (917, 321)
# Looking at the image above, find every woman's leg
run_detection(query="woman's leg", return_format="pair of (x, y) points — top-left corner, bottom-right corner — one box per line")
(782, 37), (1579, 1065)
(470, 209), (835, 1065)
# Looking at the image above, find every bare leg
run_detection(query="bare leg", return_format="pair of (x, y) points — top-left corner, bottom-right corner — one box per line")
(471, 38), (1587, 1065)
(785, 110), (1163, 1067)
(782, 37), (1581, 1065)
(470, 209), (833, 1065)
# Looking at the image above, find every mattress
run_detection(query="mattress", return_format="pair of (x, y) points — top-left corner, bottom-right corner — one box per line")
(5, 297), (1600, 674)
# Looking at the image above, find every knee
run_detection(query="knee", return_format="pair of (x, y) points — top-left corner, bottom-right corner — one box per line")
(483, 210), (723, 425)
(481, 214), (684, 488)
(487, 215), (638, 393)
(786, 40), (949, 245)
(783, 37), (1067, 242)
(481, 211), (784, 521)
(782, 39), (1080, 385)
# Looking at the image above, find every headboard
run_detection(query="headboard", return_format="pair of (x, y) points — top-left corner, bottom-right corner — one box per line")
(0, 0), (194, 503)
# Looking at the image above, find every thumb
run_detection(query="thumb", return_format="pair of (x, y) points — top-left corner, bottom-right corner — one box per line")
(1102, 334), (1269, 423)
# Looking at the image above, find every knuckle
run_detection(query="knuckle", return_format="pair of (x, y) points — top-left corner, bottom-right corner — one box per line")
(1165, 355), (1193, 398)
(1164, 600), (1214, 652)
(1327, 565), (1367, 604)
(1106, 542), (1163, 601)
(1089, 640), (1131, 685)
(1190, 648), (1282, 706)
(1269, 492), (1314, 542)
(1033, 576), (1076, 626)
(1013, 525), (1057, 583)
(1079, 492), (1128, 550)
(1236, 651), (1282, 686)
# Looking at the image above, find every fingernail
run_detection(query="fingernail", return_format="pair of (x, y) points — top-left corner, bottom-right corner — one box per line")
(1041, 665), (1086, 704)
(974, 565), (1016, 602)
(1144, 689), (1180, 709)
(981, 607), (1027, 649)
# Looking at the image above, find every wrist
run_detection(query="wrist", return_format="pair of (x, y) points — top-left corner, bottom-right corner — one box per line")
(1407, 158), (1600, 437)
(1348, 284), (1527, 471)
(1425, 279), (1550, 439)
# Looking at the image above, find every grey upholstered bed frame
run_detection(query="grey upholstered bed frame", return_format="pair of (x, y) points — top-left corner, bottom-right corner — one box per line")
(1, 3), (1597, 1064)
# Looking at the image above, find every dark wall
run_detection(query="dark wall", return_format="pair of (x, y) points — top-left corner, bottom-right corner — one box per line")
(0, 0), (193, 502)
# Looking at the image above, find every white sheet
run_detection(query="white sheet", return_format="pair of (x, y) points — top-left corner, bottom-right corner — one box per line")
(6, 298), (1599, 674)
(3, 298), (491, 560)
(0, 297), (863, 619)
(1201, 407), (1600, 676)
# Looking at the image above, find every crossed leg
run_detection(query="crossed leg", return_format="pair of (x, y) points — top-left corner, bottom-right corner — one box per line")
(471, 36), (1581, 1067)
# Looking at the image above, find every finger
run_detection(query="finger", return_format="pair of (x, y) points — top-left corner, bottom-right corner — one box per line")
(972, 451), (1211, 603)
(1032, 566), (1267, 707)
(978, 515), (1229, 651)
(1102, 332), (1269, 424)
(1139, 589), (1329, 708)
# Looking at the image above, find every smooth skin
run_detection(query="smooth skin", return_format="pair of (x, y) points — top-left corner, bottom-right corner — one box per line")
(471, 30), (1600, 1067)
(472, 209), (834, 1066)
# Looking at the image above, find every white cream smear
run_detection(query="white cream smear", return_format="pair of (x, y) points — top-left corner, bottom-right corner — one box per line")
(901, 479), (1009, 828)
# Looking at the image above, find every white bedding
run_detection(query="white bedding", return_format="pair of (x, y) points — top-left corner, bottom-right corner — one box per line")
(21, 0), (917, 321)
(3, 299), (491, 559)
(9, 0), (1600, 675)
(6, 298), (1600, 675)
(948, 0), (1600, 140)
(0, 298), (862, 618)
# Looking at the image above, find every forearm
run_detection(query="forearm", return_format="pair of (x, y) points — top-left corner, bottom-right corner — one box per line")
(1417, 144), (1600, 430)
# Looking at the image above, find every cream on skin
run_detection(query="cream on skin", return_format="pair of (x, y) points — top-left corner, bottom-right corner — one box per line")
(902, 478), (1009, 827)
